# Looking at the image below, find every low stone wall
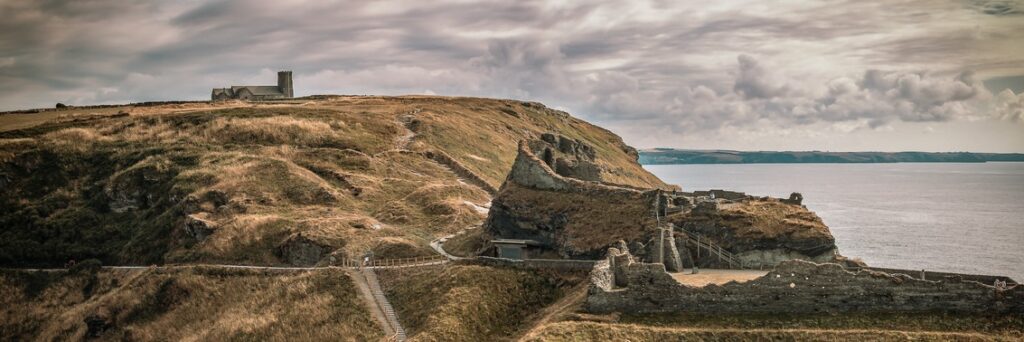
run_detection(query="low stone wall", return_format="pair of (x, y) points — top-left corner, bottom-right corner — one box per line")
(423, 150), (498, 195)
(859, 267), (1018, 285)
(586, 248), (1024, 315)
(691, 189), (748, 201)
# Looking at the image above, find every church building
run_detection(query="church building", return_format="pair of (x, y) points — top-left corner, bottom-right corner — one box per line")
(211, 71), (293, 100)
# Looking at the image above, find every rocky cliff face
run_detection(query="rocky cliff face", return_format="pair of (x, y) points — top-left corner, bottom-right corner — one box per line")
(484, 137), (670, 259)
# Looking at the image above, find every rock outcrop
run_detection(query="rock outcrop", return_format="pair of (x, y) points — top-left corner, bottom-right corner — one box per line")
(484, 137), (671, 260)
(671, 197), (844, 268)
(182, 213), (217, 241)
(277, 234), (330, 266)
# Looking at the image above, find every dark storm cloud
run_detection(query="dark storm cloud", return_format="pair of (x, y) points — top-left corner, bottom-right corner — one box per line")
(0, 0), (1021, 149)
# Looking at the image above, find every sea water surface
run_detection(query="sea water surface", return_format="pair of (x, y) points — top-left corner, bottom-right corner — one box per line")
(644, 162), (1024, 281)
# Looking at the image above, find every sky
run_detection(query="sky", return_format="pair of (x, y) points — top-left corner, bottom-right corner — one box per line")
(1, 0), (1023, 152)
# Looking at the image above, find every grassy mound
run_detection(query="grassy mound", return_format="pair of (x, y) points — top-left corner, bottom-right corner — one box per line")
(442, 227), (489, 257)
(0, 267), (382, 341)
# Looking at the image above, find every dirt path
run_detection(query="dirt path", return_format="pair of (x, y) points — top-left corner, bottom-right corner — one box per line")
(671, 269), (768, 287)
(394, 108), (420, 150)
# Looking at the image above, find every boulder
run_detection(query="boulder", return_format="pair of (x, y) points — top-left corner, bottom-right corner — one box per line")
(183, 213), (217, 241)
(278, 234), (330, 266)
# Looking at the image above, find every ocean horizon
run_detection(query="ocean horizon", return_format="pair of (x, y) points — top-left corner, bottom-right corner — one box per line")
(645, 162), (1024, 282)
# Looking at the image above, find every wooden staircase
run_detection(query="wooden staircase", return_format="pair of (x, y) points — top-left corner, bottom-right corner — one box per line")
(672, 225), (746, 269)
(362, 268), (407, 341)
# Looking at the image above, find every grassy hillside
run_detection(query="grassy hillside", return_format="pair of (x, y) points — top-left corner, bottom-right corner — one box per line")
(376, 264), (585, 341)
(0, 267), (382, 341)
(0, 96), (667, 266)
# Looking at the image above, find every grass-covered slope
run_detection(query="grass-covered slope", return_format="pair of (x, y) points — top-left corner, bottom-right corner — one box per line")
(0, 267), (382, 341)
(376, 264), (583, 342)
(526, 313), (1024, 341)
(0, 96), (667, 266)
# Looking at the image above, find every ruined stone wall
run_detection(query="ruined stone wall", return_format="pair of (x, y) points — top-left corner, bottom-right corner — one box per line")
(586, 250), (1024, 315)
(423, 150), (498, 195)
(485, 141), (662, 259)
(691, 189), (749, 201)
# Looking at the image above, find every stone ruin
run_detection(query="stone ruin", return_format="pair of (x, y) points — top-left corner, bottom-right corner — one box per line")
(484, 135), (680, 263)
(483, 134), (838, 271)
(586, 244), (1024, 315)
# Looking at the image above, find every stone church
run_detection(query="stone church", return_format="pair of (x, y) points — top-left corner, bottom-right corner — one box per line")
(211, 71), (293, 100)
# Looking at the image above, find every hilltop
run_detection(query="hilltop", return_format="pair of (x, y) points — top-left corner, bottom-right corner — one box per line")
(0, 96), (668, 267)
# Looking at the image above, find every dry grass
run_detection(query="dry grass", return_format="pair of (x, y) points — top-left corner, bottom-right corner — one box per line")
(407, 98), (668, 190)
(619, 311), (1024, 335)
(1, 96), (662, 268)
(39, 127), (112, 153)
(718, 199), (832, 240)
(377, 265), (578, 342)
(525, 321), (1021, 341)
(443, 227), (490, 257)
(202, 116), (344, 147)
(524, 312), (1024, 341)
(0, 268), (383, 341)
(0, 107), (129, 132)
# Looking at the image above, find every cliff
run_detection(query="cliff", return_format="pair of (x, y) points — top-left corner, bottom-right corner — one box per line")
(484, 136), (681, 261)
(670, 196), (847, 267)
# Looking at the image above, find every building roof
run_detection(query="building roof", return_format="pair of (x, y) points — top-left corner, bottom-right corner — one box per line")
(491, 239), (543, 246)
(230, 85), (283, 96)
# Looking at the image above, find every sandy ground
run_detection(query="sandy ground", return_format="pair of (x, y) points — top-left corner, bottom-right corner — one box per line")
(672, 269), (769, 287)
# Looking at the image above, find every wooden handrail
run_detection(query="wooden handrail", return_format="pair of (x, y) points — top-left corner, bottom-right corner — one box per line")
(673, 227), (745, 269)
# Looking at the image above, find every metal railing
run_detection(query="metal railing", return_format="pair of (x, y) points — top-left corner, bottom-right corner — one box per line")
(673, 226), (746, 269)
(338, 254), (448, 268)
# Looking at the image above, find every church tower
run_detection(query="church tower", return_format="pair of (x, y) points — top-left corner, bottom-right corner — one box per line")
(277, 71), (293, 98)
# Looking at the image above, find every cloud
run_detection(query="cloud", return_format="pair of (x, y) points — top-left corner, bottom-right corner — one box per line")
(733, 54), (789, 99)
(0, 0), (1022, 151)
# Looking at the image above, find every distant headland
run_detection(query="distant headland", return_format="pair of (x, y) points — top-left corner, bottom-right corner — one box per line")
(639, 148), (1024, 164)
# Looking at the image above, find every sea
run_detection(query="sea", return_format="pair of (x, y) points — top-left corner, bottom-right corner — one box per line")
(644, 162), (1024, 282)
